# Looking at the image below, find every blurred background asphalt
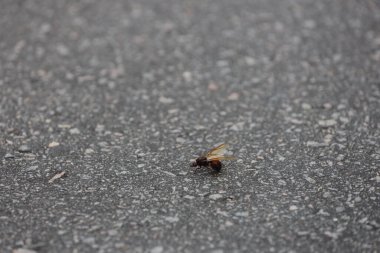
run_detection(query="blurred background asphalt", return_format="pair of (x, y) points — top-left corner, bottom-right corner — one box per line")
(0, 0), (380, 252)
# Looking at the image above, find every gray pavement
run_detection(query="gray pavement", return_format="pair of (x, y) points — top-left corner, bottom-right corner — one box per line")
(1, 0), (380, 252)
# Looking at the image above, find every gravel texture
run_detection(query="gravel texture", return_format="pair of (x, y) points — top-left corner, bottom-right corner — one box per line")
(1, 0), (380, 252)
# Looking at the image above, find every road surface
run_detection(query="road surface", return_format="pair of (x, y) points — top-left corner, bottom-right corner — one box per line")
(1, 0), (379, 252)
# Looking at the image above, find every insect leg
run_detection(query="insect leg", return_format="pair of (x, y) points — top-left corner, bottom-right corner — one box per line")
(192, 166), (201, 173)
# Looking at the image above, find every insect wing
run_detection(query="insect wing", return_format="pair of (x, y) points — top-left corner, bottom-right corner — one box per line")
(206, 143), (229, 157)
(207, 154), (236, 161)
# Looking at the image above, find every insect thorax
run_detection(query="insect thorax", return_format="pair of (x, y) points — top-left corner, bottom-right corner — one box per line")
(196, 156), (208, 166)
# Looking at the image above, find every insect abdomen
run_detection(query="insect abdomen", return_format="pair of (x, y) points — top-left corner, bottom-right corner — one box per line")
(210, 160), (222, 172)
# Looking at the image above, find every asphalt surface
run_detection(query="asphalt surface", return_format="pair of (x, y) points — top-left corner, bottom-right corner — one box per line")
(1, 0), (380, 252)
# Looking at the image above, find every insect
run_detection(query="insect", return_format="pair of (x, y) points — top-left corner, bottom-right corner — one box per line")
(190, 143), (235, 173)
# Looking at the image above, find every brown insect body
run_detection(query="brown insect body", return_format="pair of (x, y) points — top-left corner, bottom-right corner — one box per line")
(190, 144), (234, 173)
(191, 156), (222, 172)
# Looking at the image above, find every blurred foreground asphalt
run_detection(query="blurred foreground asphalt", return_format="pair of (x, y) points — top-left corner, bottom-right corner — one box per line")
(1, 0), (380, 252)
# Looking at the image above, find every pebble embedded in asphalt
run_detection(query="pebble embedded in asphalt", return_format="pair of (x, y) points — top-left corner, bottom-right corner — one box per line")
(18, 145), (31, 153)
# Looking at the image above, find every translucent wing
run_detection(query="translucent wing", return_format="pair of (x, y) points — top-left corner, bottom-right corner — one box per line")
(206, 143), (229, 157)
(207, 155), (236, 161)
(205, 143), (235, 161)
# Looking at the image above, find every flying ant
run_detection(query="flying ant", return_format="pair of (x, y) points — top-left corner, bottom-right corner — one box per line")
(190, 144), (235, 173)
